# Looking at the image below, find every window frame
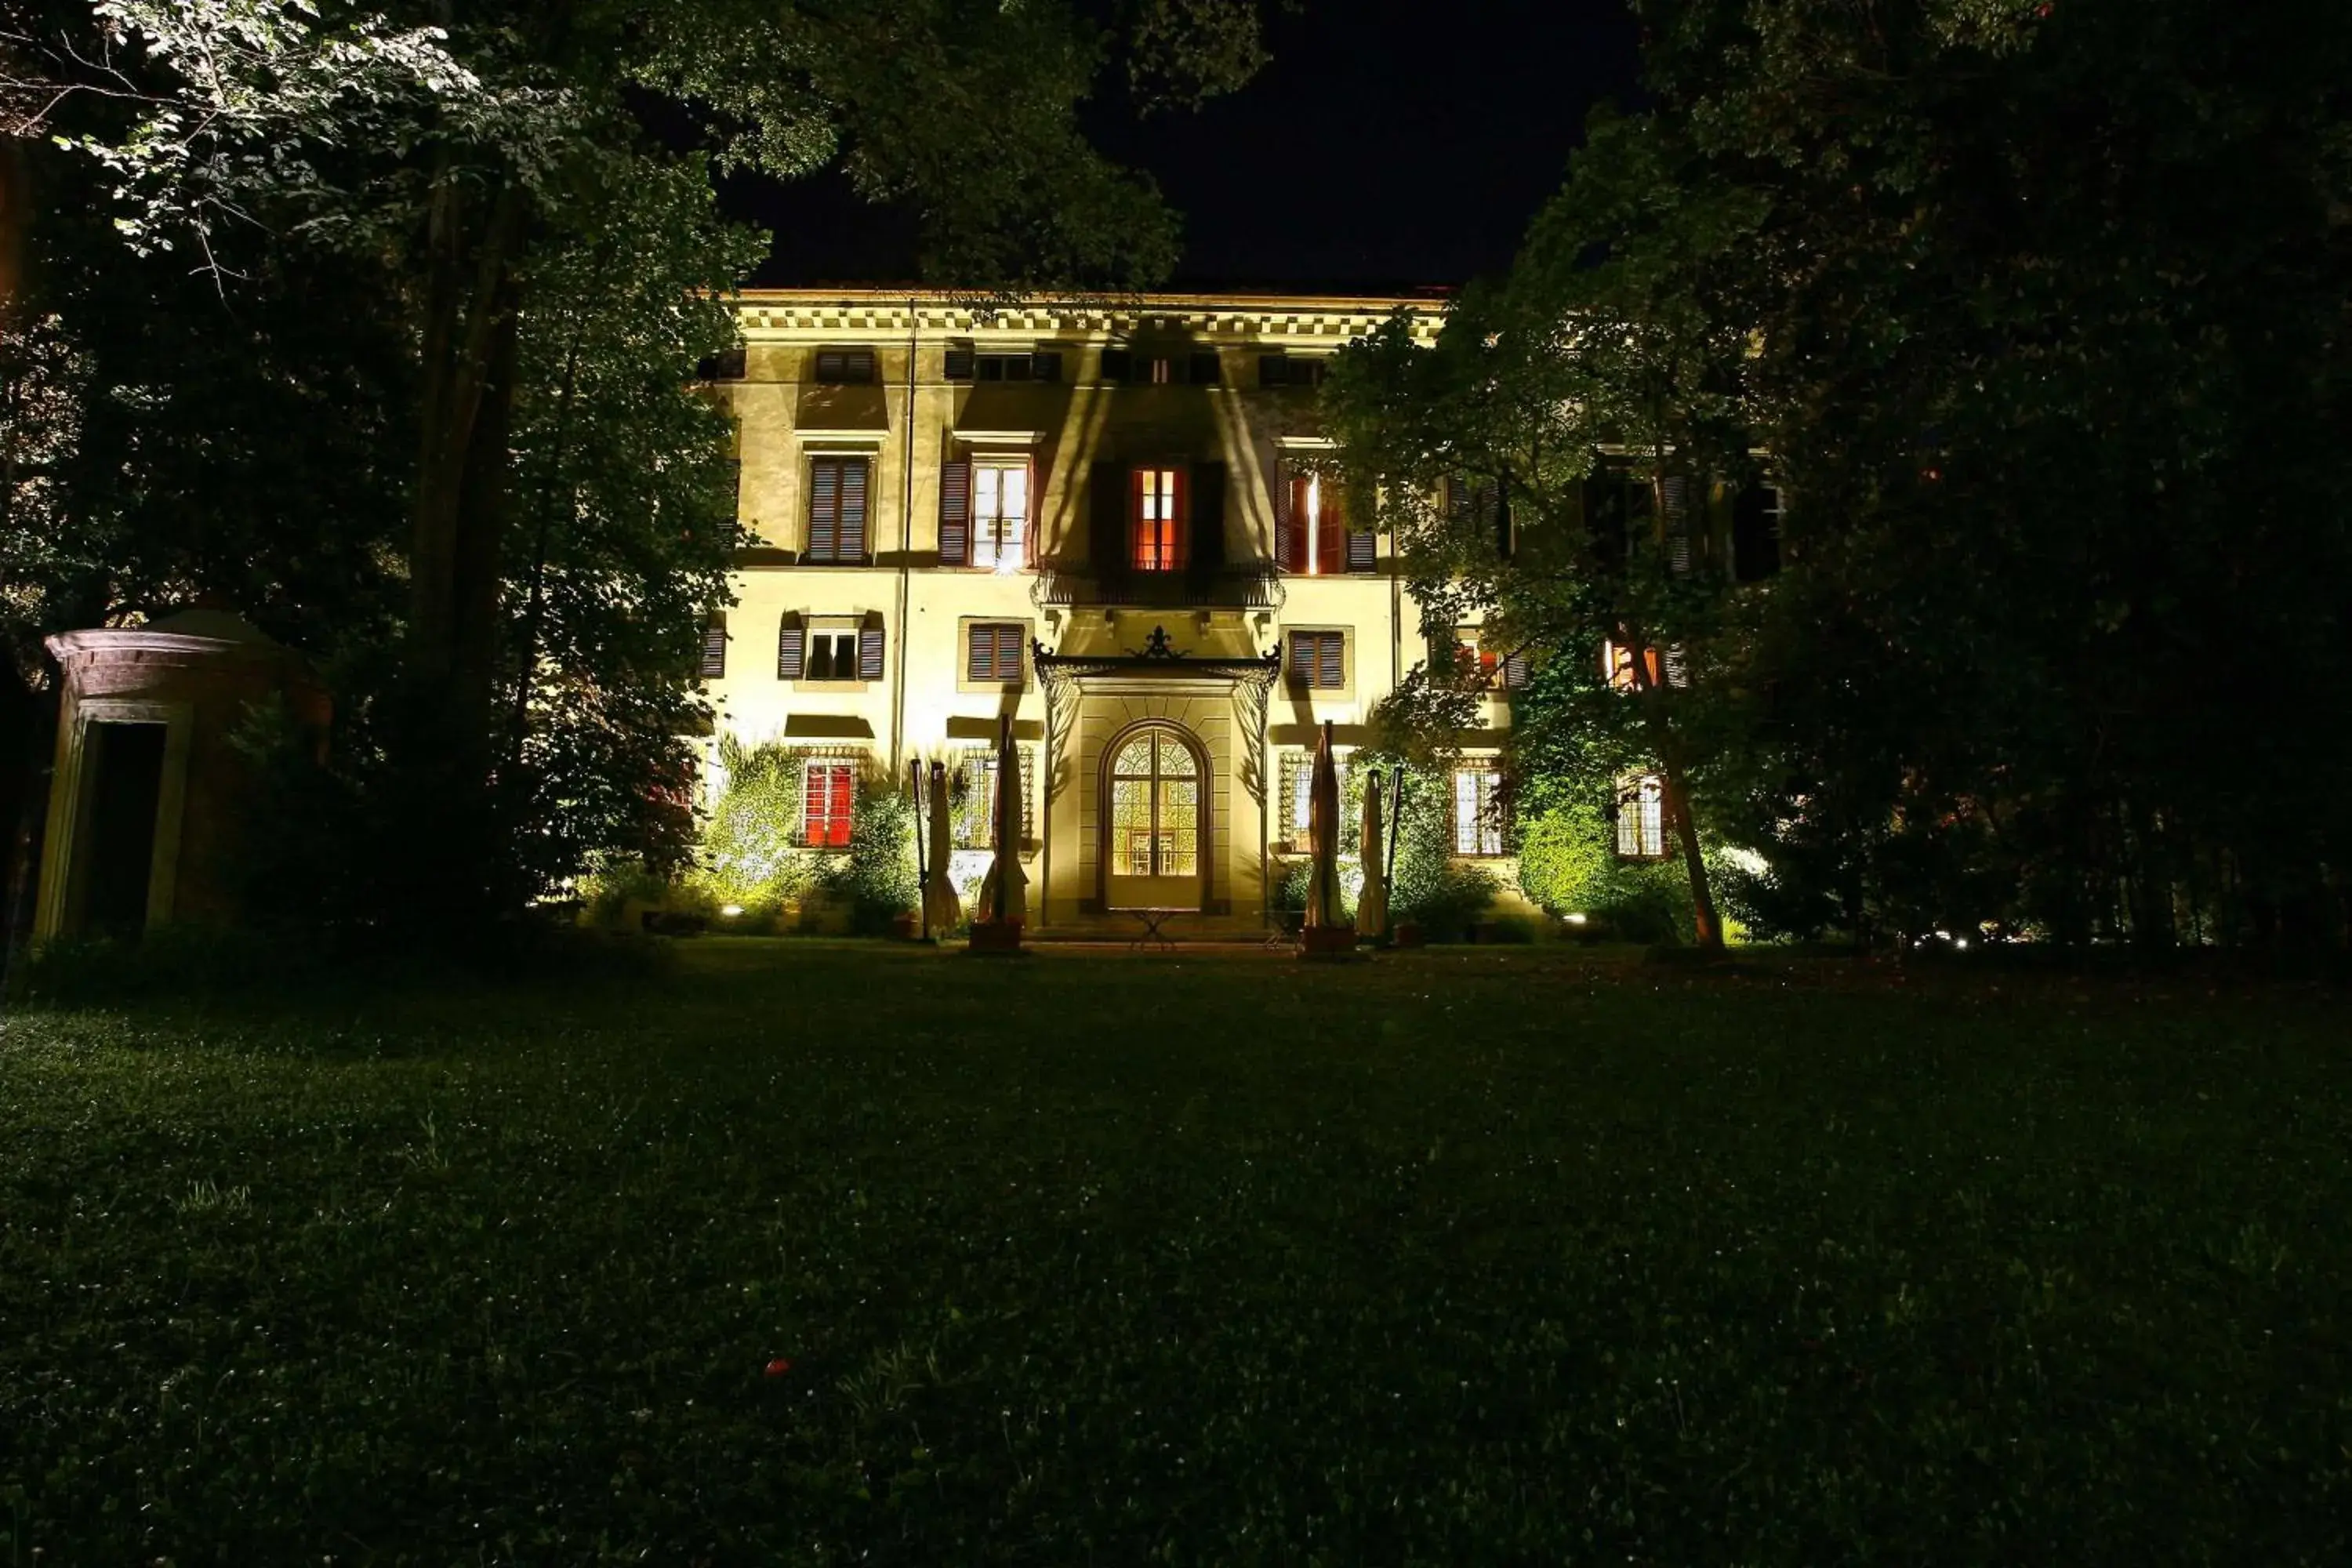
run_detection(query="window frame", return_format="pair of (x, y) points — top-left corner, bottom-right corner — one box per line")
(954, 745), (1035, 850)
(1450, 764), (1507, 858)
(803, 452), (873, 564)
(969, 453), (1032, 572)
(1131, 464), (1188, 573)
(1615, 773), (1670, 862)
(1285, 628), (1348, 691)
(812, 348), (877, 385)
(963, 620), (1029, 688)
(802, 758), (859, 850)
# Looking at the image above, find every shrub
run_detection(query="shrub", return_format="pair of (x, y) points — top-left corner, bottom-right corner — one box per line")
(819, 775), (919, 935)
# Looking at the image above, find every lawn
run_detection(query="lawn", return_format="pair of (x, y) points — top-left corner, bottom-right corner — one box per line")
(2, 941), (2347, 1565)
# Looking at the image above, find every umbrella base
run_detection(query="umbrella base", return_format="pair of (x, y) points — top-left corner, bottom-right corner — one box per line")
(1298, 925), (1360, 961)
(967, 919), (1026, 955)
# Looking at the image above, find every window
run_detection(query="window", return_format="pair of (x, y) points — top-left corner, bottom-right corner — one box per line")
(804, 760), (858, 848)
(813, 348), (876, 384)
(1287, 630), (1345, 690)
(954, 747), (1033, 848)
(699, 614), (728, 678)
(966, 622), (1025, 685)
(1132, 466), (1185, 572)
(696, 347), (746, 382)
(1602, 639), (1685, 691)
(805, 455), (870, 562)
(1452, 767), (1505, 857)
(1616, 774), (1668, 860)
(803, 627), (860, 681)
(1457, 631), (1530, 690)
(1733, 482), (1783, 581)
(971, 456), (1029, 570)
(1282, 753), (1351, 852)
(1109, 728), (1200, 877)
(1100, 347), (1216, 384)
(1258, 353), (1327, 389)
(1279, 468), (1363, 575)
(946, 348), (1062, 383)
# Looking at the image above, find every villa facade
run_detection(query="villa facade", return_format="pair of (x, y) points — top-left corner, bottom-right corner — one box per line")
(697, 288), (1540, 932)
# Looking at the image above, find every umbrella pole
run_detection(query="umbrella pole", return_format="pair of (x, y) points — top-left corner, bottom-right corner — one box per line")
(909, 759), (929, 942)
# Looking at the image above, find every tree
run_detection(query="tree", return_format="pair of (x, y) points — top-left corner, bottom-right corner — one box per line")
(3, 0), (1279, 935)
(1327, 112), (1772, 952)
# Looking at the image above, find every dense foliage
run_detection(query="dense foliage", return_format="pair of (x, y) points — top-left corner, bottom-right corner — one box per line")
(1332, 0), (2352, 952)
(5, 946), (2347, 1559)
(1, 0), (1275, 941)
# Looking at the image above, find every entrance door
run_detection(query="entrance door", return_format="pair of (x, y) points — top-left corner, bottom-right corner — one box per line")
(75, 721), (167, 936)
(1103, 724), (1206, 911)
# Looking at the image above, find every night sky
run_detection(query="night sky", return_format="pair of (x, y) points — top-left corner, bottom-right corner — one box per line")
(739, 0), (1643, 292)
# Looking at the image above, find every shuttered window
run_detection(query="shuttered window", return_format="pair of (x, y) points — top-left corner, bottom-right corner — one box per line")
(1132, 466), (1185, 572)
(696, 347), (746, 382)
(1276, 463), (1373, 575)
(971, 456), (1029, 570)
(967, 622), (1025, 685)
(1458, 633), (1530, 691)
(699, 614), (728, 679)
(813, 349), (875, 384)
(804, 760), (858, 848)
(1287, 630), (1346, 690)
(1258, 353), (1327, 388)
(805, 456), (870, 563)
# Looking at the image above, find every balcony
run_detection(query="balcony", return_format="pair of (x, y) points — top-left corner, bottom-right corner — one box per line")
(1031, 564), (1284, 612)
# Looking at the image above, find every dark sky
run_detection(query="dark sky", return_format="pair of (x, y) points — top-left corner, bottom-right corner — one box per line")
(739, 0), (1642, 292)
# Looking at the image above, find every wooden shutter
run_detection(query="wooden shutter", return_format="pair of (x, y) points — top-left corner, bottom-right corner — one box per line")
(1089, 461), (1125, 573)
(777, 614), (805, 680)
(700, 615), (728, 678)
(1317, 632), (1344, 689)
(1501, 648), (1530, 689)
(998, 624), (1025, 685)
(1187, 462), (1221, 576)
(1287, 633), (1314, 685)
(858, 614), (886, 681)
(938, 456), (971, 565)
(1272, 463), (1296, 572)
(808, 458), (839, 561)
(1346, 528), (1377, 572)
(1661, 474), (1693, 575)
(944, 345), (975, 382)
(1314, 477), (1347, 575)
(838, 458), (869, 560)
(1189, 350), (1221, 386)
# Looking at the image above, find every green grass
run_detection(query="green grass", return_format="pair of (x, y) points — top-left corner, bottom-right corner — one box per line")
(2, 941), (2347, 1564)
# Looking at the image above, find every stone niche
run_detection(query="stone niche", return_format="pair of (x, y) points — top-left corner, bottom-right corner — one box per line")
(34, 610), (328, 941)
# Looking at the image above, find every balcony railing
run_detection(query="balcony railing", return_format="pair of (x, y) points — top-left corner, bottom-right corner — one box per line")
(1031, 564), (1284, 611)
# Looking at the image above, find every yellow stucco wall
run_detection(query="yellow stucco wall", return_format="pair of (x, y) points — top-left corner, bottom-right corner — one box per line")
(701, 290), (1519, 927)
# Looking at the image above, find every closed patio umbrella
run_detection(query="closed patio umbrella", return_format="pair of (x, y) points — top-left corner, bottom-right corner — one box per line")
(1356, 769), (1388, 941)
(924, 760), (958, 933)
(979, 716), (1026, 925)
(1304, 720), (1343, 932)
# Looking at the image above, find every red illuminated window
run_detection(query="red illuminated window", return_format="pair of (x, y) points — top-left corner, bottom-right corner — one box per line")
(803, 760), (856, 848)
(1131, 466), (1185, 572)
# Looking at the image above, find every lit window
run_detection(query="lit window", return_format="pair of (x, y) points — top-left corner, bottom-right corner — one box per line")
(1132, 466), (1185, 572)
(1458, 631), (1530, 690)
(955, 747), (1032, 849)
(1284, 754), (1351, 852)
(1109, 728), (1199, 877)
(971, 457), (1029, 571)
(804, 760), (857, 848)
(1602, 638), (1684, 691)
(1616, 774), (1668, 860)
(1452, 767), (1505, 857)
(1287, 630), (1345, 690)
(1282, 470), (1350, 575)
(966, 622), (1025, 685)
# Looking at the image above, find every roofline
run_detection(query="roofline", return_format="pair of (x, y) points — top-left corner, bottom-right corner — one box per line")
(730, 285), (1454, 314)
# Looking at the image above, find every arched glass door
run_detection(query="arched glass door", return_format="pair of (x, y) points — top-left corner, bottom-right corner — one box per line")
(1104, 724), (1204, 909)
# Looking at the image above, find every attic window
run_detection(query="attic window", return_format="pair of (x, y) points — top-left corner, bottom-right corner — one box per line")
(814, 349), (877, 385)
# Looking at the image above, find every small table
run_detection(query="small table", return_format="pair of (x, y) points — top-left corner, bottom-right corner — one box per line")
(1125, 908), (1185, 951)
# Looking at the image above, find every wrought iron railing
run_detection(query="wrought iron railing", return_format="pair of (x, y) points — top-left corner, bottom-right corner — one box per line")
(1029, 564), (1284, 611)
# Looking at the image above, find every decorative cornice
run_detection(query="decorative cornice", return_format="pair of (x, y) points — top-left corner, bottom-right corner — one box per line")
(728, 289), (1446, 347)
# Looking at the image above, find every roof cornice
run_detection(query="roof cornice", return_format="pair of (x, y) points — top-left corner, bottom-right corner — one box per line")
(727, 289), (1449, 345)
